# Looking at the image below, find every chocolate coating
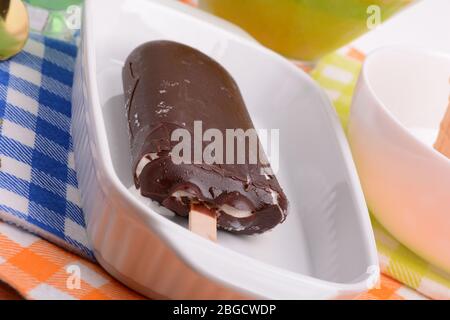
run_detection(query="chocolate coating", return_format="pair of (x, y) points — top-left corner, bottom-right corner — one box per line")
(123, 40), (288, 234)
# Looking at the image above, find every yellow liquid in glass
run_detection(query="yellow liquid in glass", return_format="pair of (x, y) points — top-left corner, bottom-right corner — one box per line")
(199, 0), (413, 61)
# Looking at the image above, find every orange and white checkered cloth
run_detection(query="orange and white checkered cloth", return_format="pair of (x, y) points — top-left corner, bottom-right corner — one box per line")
(0, 221), (144, 300)
(0, 220), (425, 300)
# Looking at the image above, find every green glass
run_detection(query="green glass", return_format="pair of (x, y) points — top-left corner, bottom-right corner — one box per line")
(25, 0), (82, 11)
(24, 0), (83, 41)
(199, 0), (418, 61)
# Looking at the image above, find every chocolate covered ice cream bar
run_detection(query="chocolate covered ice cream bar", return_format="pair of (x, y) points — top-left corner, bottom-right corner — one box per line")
(122, 41), (288, 235)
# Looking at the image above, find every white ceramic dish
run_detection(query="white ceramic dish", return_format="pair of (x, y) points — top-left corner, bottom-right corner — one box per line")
(349, 46), (450, 273)
(72, 0), (378, 299)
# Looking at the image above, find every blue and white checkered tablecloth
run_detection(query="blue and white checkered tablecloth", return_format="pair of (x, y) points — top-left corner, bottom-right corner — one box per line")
(0, 33), (93, 259)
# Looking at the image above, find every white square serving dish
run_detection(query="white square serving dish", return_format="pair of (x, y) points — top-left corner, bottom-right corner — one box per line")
(71, 0), (378, 299)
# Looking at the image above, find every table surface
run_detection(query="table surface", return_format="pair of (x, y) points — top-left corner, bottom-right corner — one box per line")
(0, 281), (23, 300)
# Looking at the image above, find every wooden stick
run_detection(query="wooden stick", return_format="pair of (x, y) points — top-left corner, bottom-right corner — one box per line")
(434, 97), (450, 158)
(189, 203), (217, 242)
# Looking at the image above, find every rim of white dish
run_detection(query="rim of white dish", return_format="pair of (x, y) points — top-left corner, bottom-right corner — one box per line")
(362, 45), (450, 165)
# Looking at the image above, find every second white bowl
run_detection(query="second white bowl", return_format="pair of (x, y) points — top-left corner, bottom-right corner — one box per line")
(349, 46), (450, 273)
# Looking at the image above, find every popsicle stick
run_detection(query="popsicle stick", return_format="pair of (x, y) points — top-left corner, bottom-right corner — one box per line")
(189, 204), (217, 242)
(434, 97), (450, 158)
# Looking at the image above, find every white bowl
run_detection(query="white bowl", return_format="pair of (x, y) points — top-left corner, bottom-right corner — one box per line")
(349, 46), (450, 273)
(72, 0), (378, 299)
